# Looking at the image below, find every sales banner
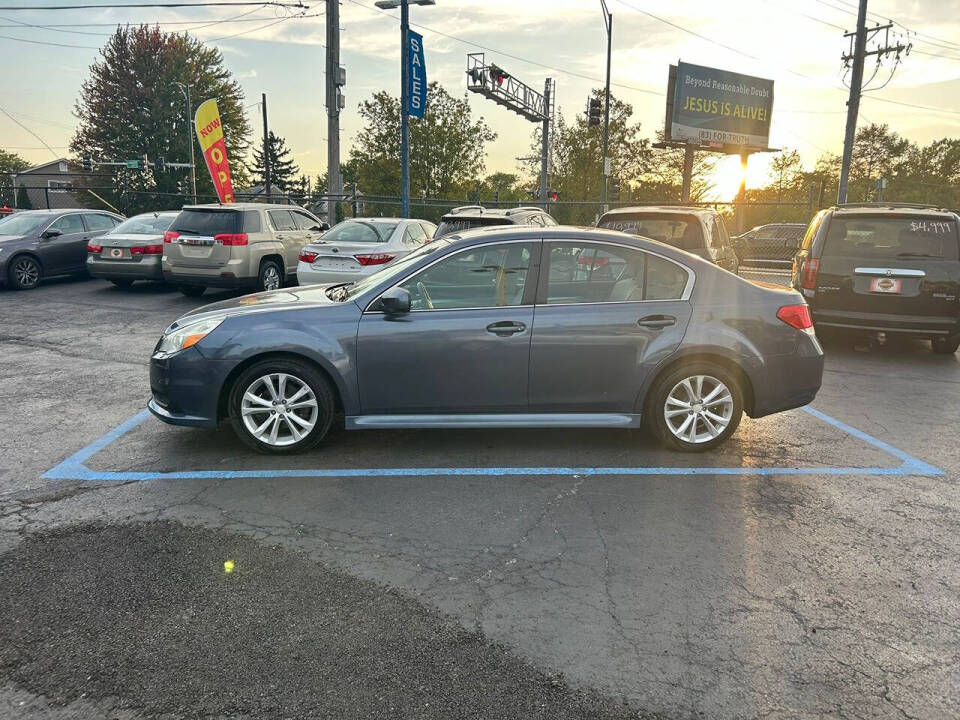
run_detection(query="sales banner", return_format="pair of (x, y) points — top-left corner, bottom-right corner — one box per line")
(668, 62), (774, 149)
(194, 98), (235, 203)
(406, 30), (426, 118)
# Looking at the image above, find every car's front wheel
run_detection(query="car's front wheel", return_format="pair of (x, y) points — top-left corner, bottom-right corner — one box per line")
(647, 362), (744, 452)
(933, 336), (960, 355)
(229, 359), (334, 454)
(9, 256), (42, 290)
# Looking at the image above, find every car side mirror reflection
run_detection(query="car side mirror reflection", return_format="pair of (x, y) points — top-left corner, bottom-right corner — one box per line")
(380, 286), (410, 315)
(41, 228), (62, 239)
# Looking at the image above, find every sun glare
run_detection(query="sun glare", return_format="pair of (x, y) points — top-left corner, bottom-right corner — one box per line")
(709, 156), (750, 202)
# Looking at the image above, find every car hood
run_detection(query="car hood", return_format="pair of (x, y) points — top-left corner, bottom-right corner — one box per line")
(171, 284), (344, 329)
(0, 234), (28, 244)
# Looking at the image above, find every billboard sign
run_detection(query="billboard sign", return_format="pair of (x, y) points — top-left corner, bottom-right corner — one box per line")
(194, 99), (235, 204)
(407, 30), (426, 118)
(668, 62), (774, 149)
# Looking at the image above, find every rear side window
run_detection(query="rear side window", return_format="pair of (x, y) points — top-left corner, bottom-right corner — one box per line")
(597, 214), (704, 251)
(268, 210), (296, 231)
(170, 210), (240, 235)
(242, 210), (262, 233)
(824, 216), (959, 260)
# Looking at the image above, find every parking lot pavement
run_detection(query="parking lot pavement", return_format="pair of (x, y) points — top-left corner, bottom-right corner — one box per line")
(2, 277), (960, 719)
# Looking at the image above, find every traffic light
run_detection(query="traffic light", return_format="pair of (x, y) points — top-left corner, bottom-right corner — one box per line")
(82, 157), (94, 172)
(155, 156), (165, 172)
(587, 97), (602, 127)
(549, 190), (559, 202)
(489, 64), (509, 86)
(177, 178), (187, 195)
(609, 177), (621, 202)
(137, 154), (148, 170)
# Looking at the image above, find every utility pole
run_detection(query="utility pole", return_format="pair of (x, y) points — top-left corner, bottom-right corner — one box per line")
(837, 2), (909, 204)
(600, 0), (612, 212)
(680, 145), (694, 203)
(326, 0), (343, 228)
(261, 92), (271, 201)
(172, 82), (197, 203)
(540, 78), (552, 210)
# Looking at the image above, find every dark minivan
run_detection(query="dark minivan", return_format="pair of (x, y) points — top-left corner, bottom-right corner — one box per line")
(792, 204), (960, 353)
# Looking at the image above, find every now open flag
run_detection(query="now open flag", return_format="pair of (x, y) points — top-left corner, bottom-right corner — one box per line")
(194, 99), (235, 204)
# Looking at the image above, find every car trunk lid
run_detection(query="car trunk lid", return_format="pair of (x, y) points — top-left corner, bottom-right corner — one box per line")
(165, 209), (240, 268)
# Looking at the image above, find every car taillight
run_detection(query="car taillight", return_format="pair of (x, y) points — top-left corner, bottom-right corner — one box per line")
(215, 233), (248, 246)
(131, 244), (163, 255)
(86, 243), (102, 253)
(298, 250), (319, 263)
(354, 253), (395, 266)
(163, 231), (179, 243)
(777, 304), (815, 335)
(800, 258), (820, 290)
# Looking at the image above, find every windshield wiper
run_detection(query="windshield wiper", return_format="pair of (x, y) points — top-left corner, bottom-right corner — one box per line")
(895, 252), (942, 258)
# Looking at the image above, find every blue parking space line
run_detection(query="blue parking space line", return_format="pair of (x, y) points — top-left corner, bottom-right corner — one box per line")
(42, 406), (943, 482)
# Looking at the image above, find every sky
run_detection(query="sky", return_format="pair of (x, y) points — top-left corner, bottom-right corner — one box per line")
(1, 0), (959, 200)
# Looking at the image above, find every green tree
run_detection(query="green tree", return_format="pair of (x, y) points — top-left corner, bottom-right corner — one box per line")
(0, 149), (29, 206)
(71, 25), (253, 213)
(251, 131), (300, 193)
(639, 131), (717, 204)
(848, 123), (911, 201)
(349, 82), (497, 207)
(769, 149), (804, 202)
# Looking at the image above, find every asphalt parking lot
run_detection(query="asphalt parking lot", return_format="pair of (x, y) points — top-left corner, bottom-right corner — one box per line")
(2, 276), (959, 719)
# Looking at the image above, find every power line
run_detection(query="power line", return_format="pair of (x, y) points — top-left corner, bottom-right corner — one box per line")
(0, 105), (61, 159)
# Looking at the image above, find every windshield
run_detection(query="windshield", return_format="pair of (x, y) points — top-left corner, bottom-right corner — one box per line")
(598, 213), (703, 251)
(825, 216), (959, 260)
(324, 220), (399, 244)
(0, 213), (50, 236)
(435, 217), (505, 239)
(108, 214), (174, 236)
(338, 239), (451, 302)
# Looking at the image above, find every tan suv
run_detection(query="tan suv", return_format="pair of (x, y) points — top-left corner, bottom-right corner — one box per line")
(162, 203), (327, 297)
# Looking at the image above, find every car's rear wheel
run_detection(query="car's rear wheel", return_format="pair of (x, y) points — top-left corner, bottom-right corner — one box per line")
(9, 256), (42, 290)
(257, 259), (283, 292)
(178, 284), (205, 297)
(932, 336), (960, 355)
(229, 359), (334, 454)
(647, 362), (743, 452)
(110, 279), (134, 288)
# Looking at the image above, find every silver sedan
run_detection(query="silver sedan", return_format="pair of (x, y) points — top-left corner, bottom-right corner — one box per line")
(296, 218), (436, 286)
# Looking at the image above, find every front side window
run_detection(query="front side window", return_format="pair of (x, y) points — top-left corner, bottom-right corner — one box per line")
(545, 242), (687, 304)
(50, 214), (84, 234)
(292, 210), (321, 231)
(268, 210), (296, 231)
(404, 222), (426, 246)
(399, 242), (534, 310)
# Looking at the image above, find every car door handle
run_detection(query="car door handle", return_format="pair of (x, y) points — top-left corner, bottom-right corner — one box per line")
(486, 321), (526, 336)
(638, 315), (676, 329)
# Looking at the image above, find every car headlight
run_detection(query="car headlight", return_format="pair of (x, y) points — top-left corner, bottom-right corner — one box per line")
(156, 316), (224, 355)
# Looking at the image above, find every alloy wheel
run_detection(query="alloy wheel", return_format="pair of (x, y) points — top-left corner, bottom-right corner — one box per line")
(241, 373), (319, 447)
(262, 265), (281, 291)
(663, 374), (734, 444)
(13, 258), (40, 289)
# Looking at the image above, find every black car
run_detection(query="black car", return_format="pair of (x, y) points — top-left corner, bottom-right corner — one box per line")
(0, 208), (123, 290)
(732, 223), (806, 267)
(792, 203), (960, 353)
(597, 206), (739, 273)
(434, 206), (557, 239)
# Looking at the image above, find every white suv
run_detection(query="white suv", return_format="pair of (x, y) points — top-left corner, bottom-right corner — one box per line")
(162, 203), (327, 297)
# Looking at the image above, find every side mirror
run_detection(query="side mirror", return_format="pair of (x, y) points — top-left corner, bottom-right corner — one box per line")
(380, 286), (410, 315)
(41, 228), (62, 240)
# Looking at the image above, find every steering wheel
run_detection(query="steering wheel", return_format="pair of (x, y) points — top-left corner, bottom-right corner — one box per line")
(416, 281), (434, 310)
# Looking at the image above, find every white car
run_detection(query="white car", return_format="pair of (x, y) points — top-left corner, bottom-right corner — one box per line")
(296, 218), (436, 286)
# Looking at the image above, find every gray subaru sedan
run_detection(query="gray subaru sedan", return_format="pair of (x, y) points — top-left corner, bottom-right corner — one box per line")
(148, 226), (824, 453)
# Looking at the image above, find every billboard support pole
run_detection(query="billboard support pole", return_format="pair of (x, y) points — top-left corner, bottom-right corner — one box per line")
(736, 150), (749, 234)
(680, 144), (694, 203)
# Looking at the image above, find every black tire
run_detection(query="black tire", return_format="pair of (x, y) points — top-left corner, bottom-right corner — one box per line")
(228, 358), (335, 454)
(645, 361), (744, 452)
(8, 255), (42, 290)
(933, 336), (960, 355)
(178, 284), (205, 297)
(110, 279), (134, 288)
(257, 259), (284, 292)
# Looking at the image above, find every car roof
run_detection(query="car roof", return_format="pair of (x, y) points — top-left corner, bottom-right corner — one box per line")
(344, 217), (406, 223)
(830, 203), (957, 218)
(181, 203), (311, 211)
(441, 205), (545, 220)
(600, 205), (716, 218)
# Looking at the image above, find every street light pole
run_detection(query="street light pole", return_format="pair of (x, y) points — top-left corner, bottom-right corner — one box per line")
(173, 81), (197, 204)
(600, 0), (612, 213)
